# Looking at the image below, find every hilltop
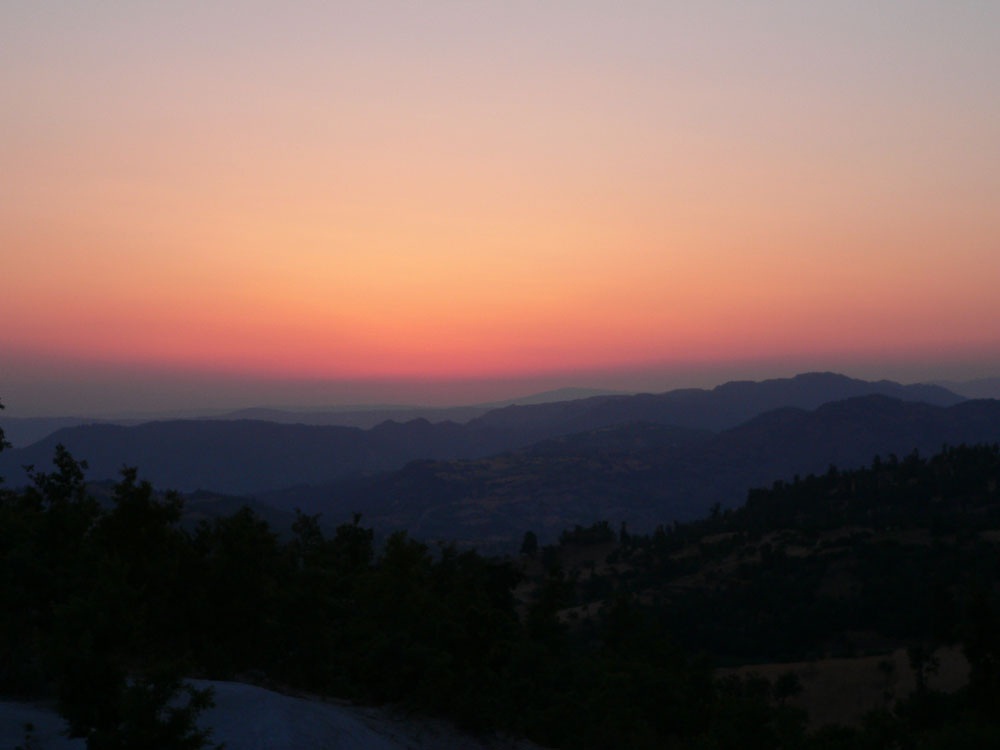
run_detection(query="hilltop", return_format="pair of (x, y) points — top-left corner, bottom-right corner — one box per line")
(0, 373), (965, 499)
(269, 395), (1000, 547)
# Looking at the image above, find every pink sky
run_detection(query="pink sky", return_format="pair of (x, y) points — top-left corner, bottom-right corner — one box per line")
(2, 2), (999, 415)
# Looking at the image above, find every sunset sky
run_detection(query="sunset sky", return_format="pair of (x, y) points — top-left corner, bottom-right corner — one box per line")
(3, 2), (999, 415)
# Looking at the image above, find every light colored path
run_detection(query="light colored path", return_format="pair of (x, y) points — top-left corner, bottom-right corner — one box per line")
(1, 680), (539, 750)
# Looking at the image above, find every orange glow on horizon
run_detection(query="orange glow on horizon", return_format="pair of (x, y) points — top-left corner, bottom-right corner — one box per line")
(3, 3), (1000, 397)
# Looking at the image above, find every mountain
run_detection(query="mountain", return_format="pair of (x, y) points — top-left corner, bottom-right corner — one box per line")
(463, 372), (962, 442)
(0, 419), (508, 495)
(0, 388), (625, 445)
(269, 396), (1000, 548)
(493, 386), (628, 405)
(516, 442), (1000, 713)
(0, 416), (114, 449)
(207, 405), (490, 430)
(0, 374), (963, 499)
(184, 388), (629, 429)
(933, 376), (1000, 400)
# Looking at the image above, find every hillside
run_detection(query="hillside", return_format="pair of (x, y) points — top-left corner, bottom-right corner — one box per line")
(0, 374), (964, 496)
(507, 443), (1000, 726)
(5, 421), (1000, 747)
(0, 418), (501, 494)
(464, 372), (961, 439)
(267, 396), (1000, 547)
(0, 388), (624, 447)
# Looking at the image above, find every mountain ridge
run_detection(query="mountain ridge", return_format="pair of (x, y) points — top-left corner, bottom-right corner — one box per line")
(267, 395), (1000, 548)
(0, 374), (964, 498)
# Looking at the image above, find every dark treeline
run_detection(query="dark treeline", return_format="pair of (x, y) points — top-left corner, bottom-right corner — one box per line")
(557, 444), (1000, 663)
(0, 437), (793, 748)
(527, 444), (1000, 745)
(4, 398), (1000, 748)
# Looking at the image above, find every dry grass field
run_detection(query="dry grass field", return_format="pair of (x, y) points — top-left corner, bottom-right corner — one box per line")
(721, 646), (970, 729)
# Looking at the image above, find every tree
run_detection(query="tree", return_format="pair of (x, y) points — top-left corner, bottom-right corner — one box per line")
(520, 530), (539, 557)
(61, 669), (221, 750)
(0, 399), (9, 495)
(772, 671), (803, 705)
(0, 398), (9, 452)
(907, 644), (939, 694)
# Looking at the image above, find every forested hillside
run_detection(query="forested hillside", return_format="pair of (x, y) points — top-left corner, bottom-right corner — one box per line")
(271, 396), (1000, 547)
(528, 444), (1000, 665)
(5, 396), (1000, 747)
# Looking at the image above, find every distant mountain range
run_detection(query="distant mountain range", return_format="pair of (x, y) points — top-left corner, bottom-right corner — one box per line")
(271, 395), (1000, 548)
(460, 372), (961, 441)
(0, 387), (624, 448)
(204, 387), (626, 431)
(932, 376), (1000, 400)
(0, 419), (491, 494)
(0, 373), (967, 500)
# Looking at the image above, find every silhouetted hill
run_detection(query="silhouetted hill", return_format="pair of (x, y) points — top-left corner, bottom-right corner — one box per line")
(0, 419), (507, 494)
(933, 376), (1000, 400)
(0, 388), (626, 444)
(0, 417), (115, 449)
(0, 374), (963, 499)
(464, 372), (961, 441)
(276, 396), (1000, 548)
(523, 442), (1000, 677)
(213, 388), (625, 426)
(210, 405), (490, 429)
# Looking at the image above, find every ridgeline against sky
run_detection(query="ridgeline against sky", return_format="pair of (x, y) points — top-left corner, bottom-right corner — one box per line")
(3, 2), (999, 414)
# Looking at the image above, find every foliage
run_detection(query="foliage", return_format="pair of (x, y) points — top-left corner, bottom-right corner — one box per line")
(4, 428), (1000, 747)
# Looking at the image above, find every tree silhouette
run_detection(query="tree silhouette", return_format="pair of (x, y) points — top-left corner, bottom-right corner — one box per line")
(520, 530), (539, 557)
(0, 398), (9, 452)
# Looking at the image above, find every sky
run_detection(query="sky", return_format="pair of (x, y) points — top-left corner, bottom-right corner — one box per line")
(3, 1), (999, 415)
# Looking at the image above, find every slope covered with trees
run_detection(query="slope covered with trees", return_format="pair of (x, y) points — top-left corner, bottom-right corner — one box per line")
(5, 400), (1000, 748)
(270, 395), (1000, 548)
(0, 439), (795, 748)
